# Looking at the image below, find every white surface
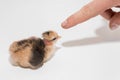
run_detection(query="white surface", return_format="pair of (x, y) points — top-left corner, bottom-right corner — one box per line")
(0, 0), (120, 80)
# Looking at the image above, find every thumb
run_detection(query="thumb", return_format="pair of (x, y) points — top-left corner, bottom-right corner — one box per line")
(109, 12), (120, 30)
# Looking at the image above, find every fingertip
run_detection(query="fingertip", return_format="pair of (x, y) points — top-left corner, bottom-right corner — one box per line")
(61, 20), (73, 29)
(61, 15), (79, 29)
(61, 20), (68, 29)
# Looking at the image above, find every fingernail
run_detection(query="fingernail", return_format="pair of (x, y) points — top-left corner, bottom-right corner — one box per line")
(61, 20), (68, 28)
(111, 24), (119, 30)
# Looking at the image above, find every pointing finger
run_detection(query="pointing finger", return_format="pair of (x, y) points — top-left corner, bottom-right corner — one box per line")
(61, 0), (115, 29)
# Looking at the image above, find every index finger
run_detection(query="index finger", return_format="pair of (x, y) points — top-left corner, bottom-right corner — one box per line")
(61, 0), (115, 29)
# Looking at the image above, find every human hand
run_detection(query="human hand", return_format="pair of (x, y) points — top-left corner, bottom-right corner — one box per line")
(61, 0), (120, 30)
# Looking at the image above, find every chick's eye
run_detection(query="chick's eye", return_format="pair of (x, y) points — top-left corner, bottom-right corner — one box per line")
(52, 37), (57, 40)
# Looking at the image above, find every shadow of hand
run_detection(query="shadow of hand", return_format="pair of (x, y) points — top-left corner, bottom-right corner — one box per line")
(62, 27), (120, 47)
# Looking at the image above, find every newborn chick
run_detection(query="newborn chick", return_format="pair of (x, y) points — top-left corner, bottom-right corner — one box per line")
(9, 30), (60, 69)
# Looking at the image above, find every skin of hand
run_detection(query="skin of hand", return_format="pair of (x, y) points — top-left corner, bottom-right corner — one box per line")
(61, 0), (120, 30)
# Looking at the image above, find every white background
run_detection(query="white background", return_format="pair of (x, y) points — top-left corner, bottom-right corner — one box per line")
(0, 0), (120, 80)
